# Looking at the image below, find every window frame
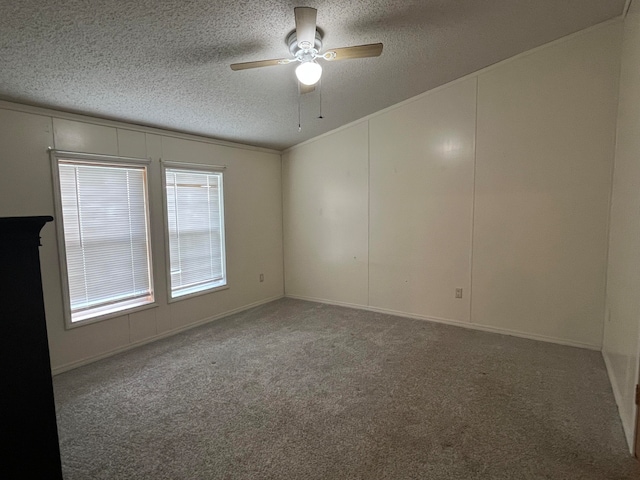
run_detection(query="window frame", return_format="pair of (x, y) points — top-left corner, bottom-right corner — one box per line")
(50, 149), (156, 329)
(160, 160), (228, 303)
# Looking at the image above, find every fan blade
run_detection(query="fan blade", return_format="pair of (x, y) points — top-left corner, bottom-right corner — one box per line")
(230, 58), (291, 71)
(299, 82), (315, 95)
(323, 43), (383, 61)
(295, 7), (317, 50)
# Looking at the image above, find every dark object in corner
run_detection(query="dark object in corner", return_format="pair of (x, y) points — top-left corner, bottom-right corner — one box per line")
(0, 216), (62, 478)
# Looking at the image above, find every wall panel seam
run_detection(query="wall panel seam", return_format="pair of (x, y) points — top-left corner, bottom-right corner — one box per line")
(469, 77), (479, 325)
(367, 120), (371, 307)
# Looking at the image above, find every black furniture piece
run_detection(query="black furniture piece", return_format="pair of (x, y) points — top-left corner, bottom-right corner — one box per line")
(0, 216), (63, 478)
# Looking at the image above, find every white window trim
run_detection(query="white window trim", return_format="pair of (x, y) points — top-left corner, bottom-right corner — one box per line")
(50, 149), (156, 329)
(160, 160), (228, 303)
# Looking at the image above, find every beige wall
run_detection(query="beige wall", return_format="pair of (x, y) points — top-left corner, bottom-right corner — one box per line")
(473, 21), (620, 346)
(0, 104), (284, 373)
(604, 1), (640, 451)
(283, 123), (370, 305)
(368, 78), (476, 322)
(283, 21), (621, 348)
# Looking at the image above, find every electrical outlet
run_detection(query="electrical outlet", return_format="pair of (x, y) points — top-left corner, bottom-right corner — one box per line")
(455, 288), (463, 299)
(259, 273), (264, 282)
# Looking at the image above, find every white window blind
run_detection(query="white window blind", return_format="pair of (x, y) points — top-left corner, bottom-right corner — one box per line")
(56, 158), (154, 323)
(164, 167), (226, 298)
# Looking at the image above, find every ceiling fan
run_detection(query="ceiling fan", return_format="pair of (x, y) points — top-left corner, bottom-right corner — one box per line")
(230, 7), (383, 94)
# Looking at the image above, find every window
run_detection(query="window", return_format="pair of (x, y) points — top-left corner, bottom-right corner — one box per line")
(163, 163), (227, 299)
(52, 152), (154, 325)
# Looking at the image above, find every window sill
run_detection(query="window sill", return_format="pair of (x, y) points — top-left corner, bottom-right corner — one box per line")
(167, 284), (229, 304)
(64, 301), (158, 330)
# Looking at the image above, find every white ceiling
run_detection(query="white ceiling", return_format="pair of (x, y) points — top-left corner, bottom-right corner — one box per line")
(0, 1), (626, 151)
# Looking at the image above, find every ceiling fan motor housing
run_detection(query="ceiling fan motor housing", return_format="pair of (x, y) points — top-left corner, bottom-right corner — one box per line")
(287, 30), (323, 61)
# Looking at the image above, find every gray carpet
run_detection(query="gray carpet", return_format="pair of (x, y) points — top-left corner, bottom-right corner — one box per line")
(53, 298), (640, 479)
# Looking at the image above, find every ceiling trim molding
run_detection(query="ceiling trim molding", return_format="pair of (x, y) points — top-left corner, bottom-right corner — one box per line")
(283, 16), (622, 154)
(0, 99), (282, 156)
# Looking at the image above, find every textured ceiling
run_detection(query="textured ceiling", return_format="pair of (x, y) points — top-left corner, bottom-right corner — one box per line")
(0, 0), (626, 151)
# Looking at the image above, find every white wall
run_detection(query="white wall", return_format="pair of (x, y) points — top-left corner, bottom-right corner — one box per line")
(0, 103), (284, 373)
(283, 123), (369, 305)
(604, 1), (640, 451)
(473, 22), (620, 346)
(368, 79), (476, 322)
(283, 21), (621, 348)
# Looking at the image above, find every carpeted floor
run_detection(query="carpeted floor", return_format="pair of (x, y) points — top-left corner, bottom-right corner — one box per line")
(53, 298), (640, 479)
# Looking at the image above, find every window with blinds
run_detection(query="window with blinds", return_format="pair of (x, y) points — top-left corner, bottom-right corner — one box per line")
(53, 155), (154, 325)
(164, 166), (226, 299)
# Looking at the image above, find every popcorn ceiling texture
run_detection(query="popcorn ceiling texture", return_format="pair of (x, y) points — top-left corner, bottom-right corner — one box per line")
(0, 0), (625, 150)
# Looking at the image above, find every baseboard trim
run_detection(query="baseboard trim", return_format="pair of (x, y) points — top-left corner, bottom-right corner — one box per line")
(602, 350), (635, 452)
(51, 295), (284, 375)
(285, 294), (602, 351)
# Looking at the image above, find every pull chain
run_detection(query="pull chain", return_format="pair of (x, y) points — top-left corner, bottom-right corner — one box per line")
(298, 91), (302, 132)
(318, 79), (323, 119)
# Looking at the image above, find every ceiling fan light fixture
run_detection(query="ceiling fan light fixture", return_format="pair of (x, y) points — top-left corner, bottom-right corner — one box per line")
(295, 61), (322, 86)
